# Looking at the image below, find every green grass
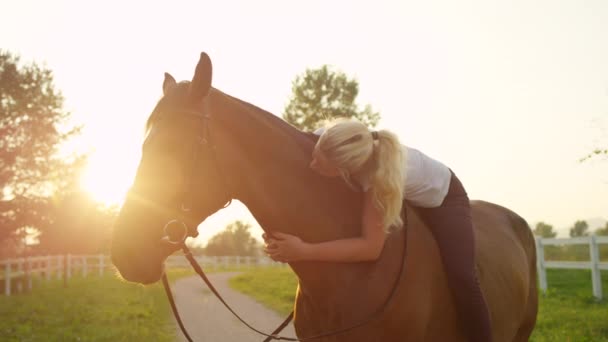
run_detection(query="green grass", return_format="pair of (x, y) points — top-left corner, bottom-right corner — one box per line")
(0, 268), (194, 342)
(2, 265), (604, 341)
(229, 268), (608, 341)
(229, 267), (298, 315)
(531, 269), (608, 342)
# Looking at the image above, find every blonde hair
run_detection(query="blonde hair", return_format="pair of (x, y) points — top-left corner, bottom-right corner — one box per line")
(315, 119), (406, 230)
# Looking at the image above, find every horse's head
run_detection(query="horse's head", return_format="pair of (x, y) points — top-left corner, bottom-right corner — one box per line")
(112, 53), (232, 284)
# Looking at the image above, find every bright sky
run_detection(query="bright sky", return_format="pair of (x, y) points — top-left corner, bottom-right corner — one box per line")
(2, 0), (607, 241)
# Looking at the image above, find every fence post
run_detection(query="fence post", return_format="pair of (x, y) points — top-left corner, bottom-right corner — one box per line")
(27, 257), (32, 291)
(535, 237), (547, 293)
(83, 256), (88, 278)
(99, 254), (104, 277)
(4, 260), (10, 296)
(57, 256), (63, 281)
(16, 259), (23, 294)
(589, 235), (603, 300)
(46, 255), (51, 281)
(68, 254), (73, 279)
(63, 254), (70, 288)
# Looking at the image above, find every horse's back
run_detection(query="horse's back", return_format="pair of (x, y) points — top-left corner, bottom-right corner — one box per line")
(293, 200), (537, 342)
(396, 200), (538, 341)
(471, 200), (538, 341)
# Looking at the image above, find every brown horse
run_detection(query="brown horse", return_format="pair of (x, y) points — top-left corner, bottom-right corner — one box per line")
(111, 52), (537, 341)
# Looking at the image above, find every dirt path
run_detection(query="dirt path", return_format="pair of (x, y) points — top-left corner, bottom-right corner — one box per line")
(171, 272), (296, 341)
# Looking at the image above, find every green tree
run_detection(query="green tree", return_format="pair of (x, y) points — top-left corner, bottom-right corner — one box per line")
(35, 160), (117, 254)
(204, 221), (259, 256)
(0, 51), (79, 246)
(283, 65), (380, 131)
(533, 222), (557, 238)
(595, 222), (608, 236)
(35, 191), (117, 254)
(569, 220), (589, 237)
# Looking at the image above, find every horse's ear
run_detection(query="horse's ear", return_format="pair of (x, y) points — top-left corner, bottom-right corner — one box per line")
(190, 52), (212, 100)
(163, 72), (177, 96)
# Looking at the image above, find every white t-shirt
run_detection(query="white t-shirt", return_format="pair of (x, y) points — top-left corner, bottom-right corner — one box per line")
(312, 128), (452, 208)
(400, 145), (452, 208)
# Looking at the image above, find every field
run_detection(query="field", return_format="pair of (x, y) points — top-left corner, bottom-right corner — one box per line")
(1, 266), (605, 341)
(230, 268), (608, 341)
(0, 269), (194, 342)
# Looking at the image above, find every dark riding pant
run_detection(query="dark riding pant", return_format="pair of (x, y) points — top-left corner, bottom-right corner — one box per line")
(415, 171), (493, 342)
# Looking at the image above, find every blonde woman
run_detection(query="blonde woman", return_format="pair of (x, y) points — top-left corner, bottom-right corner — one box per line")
(264, 119), (492, 342)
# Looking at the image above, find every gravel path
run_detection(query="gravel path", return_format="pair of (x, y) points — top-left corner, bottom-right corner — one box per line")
(171, 272), (296, 342)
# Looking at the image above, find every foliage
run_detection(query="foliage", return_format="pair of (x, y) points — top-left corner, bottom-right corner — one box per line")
(0, 50), (80, 246)
(570, 220), (589, 237)
(204, 220), (260, 256)
(35, 190), (118, 254)
(282, 65), (380, 131)
(595, 223), (608, 236)
(580, 148), (608, 162)
(533, 222), (557, 238)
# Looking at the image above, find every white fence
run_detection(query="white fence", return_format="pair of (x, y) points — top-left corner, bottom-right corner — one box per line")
(536, 235), (608, 299)
(0, 254), (280, 296)
(5, 239), (605, 299)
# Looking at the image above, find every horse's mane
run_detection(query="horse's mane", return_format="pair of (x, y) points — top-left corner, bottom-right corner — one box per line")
(213, 88), (318, 154)
(146, 83), (316, 152)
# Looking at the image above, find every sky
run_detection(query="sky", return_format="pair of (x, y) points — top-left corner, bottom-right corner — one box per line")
(1, 0), (607, 242)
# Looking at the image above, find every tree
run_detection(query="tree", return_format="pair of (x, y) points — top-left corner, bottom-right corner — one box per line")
(595, 222), (608, 236)
(34, 160), (117, 254)
(35, 190), (117, 254)
(533, 222), (557, 238)
(204, 221), (260, 256)
(0, 51), (79, 246)
(569, 220), (589, 237)
(282, 65), (380, 131)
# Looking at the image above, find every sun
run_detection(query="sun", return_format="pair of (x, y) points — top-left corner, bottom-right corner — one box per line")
(80, 150), (137, 207)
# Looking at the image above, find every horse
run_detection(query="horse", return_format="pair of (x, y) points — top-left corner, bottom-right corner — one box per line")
(111, 52), (538, 341)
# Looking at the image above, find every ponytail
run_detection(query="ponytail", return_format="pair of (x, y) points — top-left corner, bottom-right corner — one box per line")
(315, 119), (406, 230)
(370, 130), (405, 230)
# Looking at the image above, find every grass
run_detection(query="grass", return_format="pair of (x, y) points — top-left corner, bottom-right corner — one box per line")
(229, 268), (608, 341)
(229, 267), (298, 316)
(0, 268), (194, 342)
(2, 265), (605, 341)
(531, 269), (608, 342)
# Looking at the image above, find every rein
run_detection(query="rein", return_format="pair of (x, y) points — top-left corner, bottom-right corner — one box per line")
(162, 228), (407, 341)
(160, 106), (409, 341)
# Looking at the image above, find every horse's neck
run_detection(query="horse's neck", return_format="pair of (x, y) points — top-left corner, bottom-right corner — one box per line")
(213, 90), (361, 242)
(233, 137), (357, 242)
(213, 91), (365, 289)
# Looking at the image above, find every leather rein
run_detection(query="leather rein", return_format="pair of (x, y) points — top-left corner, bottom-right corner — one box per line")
(159, 108), (408, 341)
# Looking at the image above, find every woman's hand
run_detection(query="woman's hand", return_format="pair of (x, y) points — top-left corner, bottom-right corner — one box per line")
(263, 232), (309, 262)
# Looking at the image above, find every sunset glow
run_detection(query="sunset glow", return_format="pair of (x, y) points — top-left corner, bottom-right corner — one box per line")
(2, 0), (606, 244)
(79, 149), (138, 207)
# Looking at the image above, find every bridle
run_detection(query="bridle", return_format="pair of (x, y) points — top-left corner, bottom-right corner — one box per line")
(157, 104), (409, 341)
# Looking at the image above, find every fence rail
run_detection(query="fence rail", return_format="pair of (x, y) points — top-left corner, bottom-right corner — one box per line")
(536, 235), (608, 299)
(4, 237), (606, 299)
(0, 254), (281, 296)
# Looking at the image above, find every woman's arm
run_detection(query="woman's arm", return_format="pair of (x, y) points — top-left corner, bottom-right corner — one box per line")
(264, 191), (386, 262)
